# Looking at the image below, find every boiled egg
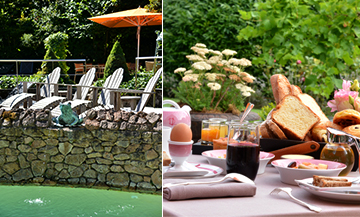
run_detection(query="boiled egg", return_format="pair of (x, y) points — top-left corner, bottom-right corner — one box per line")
(170, 123), (192, 142)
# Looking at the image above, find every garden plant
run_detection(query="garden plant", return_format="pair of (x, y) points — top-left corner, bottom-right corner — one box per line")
(173, 43), (255, 114)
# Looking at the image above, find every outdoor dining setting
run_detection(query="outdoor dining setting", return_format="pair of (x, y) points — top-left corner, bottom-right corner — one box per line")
(162, 0), (360, 216)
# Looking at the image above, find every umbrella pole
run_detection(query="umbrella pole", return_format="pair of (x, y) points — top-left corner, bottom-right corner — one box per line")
(135, 25), (141, 89)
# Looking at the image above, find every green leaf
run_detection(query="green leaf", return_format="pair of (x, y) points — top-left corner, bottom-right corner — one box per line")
(313, 44), (325, 54)
(304, 74), (317, 86)
(343, 52), (354, 65)
(272, 33), (284, 46)
(353, 27), (360, 38)
(333, 78), (343, 89)
(239, 10), (252, 20)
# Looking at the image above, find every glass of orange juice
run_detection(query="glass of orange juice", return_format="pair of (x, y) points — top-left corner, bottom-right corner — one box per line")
(201, 120), (220, 144)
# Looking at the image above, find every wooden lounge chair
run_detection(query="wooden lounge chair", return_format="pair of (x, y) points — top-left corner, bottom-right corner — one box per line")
(120, 67), (162, 113)
(0, 67), (61, 110)
(30, 68), (96, 111)
(51, 68), (124, 117)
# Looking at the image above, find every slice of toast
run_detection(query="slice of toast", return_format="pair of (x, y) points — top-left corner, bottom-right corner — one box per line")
(272, 95), (320, 140)
(313, 175), (348, 186)
(297, 93), (329, 122)
(163, 151), (171, 166)
(266, 119), (287, 139)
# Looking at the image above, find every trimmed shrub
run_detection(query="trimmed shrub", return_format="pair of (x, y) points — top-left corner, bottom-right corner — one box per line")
(104, 40), (130, 82)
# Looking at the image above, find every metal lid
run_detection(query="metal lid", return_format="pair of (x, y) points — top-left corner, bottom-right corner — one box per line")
(327, 127), (356, 144)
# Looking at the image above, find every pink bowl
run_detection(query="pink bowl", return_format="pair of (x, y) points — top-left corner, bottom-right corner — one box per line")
(271, 159), (347, 185)
(201, 149), (274, 175)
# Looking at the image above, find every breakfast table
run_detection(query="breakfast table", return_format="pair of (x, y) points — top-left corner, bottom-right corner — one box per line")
(163, 154), (360, 217)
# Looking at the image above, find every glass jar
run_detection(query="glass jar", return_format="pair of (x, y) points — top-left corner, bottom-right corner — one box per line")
(320, 128), (355, 176)
(209, 118), (228, 138)
(201, 120), (220, 144)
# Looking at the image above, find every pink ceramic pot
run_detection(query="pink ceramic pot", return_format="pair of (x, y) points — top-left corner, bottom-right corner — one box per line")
(163, 100), (191, 128)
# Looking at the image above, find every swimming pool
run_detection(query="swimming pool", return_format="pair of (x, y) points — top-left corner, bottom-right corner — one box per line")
(0, 185), (162, 217)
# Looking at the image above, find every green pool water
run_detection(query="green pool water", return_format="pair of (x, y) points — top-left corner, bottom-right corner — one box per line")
(0, 185), (162, 217)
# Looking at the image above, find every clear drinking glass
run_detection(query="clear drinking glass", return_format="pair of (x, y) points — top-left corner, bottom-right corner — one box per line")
(226, 122), (260, 180)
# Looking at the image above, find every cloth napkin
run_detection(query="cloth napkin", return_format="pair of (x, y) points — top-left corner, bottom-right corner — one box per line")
(163, 180), (256, 201)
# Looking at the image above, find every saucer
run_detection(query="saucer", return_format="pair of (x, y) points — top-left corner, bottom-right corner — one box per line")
(163, 162), (223, 179)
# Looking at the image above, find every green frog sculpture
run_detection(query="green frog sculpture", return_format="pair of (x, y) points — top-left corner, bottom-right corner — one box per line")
(52, 102), (83, 127)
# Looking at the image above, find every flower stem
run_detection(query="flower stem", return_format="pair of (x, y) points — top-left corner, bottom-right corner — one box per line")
(214, 85), (230, 111)
(210, 90), (216, 106)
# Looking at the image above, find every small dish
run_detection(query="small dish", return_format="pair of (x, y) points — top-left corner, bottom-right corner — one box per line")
(163, 162), (223, 179)
(271, 159), (347, 185)
(296, 177), (360, 203)
(201, 149), (274, 175)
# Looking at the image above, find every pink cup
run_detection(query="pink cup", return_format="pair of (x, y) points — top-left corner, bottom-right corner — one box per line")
(168, 140), (194, 166)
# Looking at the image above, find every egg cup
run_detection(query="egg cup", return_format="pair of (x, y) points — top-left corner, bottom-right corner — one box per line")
(168, 140), (194, 168)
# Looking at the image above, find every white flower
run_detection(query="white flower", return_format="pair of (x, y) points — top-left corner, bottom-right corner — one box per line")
(183, 75), (191, 82)
(174, 67), (186, 73)
(207, 56), (222, 65)
(235, 83), (255, 96)
(229, 65), (241, 73)
(220, 60), (230, 66)
(209, 49), (223, 56)
(190, 74), (199, 82)
(239, 58), (252, 66)
(191, 46), (209, 55)
(222, 49), (237, 56)
(228, 58), (242, 65)
(205, 73), (217, 81)
(207, 82), (221, 91)
(195, 43), (207, 48)
(186, 54), (204, 62)
(192, 61), (212, 71)
(184, 70), (193, 75)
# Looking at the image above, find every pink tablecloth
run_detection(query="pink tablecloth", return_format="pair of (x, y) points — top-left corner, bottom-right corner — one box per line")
(163, 154), (360, 217)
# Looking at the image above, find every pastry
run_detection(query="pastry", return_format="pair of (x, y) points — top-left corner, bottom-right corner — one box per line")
(343, 124), (360, 138)
(311, 121), (343, 142)
(333, 109), (360, 128)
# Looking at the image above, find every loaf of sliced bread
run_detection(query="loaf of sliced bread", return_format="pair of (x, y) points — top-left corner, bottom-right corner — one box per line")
(270, 74), (292, 104)
(291, 85), (302, 95)
(266, 119), (287, 139)
(297, 93), (329, 122)
(272, 95), (320, 140)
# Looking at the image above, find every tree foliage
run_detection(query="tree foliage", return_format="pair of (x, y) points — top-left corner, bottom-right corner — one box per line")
(163, 0), (259, 97)
(238, 0), (360, 98)
(0, 0), (161, 76)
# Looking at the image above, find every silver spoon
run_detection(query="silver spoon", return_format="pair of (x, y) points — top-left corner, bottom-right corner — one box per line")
(163, 173), (255, 188)
(232, 102), (254, 140)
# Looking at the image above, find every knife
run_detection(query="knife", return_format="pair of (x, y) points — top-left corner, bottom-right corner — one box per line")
(269, 141), (320, 163)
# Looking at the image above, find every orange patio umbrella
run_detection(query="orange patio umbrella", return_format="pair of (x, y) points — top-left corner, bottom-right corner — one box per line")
(88, 7), (162, 70)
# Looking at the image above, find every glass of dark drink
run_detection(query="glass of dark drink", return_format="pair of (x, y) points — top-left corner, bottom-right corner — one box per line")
(226, 122), (260, 181)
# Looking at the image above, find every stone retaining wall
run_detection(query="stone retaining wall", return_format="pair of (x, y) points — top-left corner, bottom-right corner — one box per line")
(0, 108), (162, 194)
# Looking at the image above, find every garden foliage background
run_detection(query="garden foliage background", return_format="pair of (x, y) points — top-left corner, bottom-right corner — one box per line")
(164, 0), (360, 114)
(0, 0), (161, 74)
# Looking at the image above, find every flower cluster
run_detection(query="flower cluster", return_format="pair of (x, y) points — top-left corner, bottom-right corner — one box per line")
(173, 43), (255, 113)
(327, 79), (360, 112)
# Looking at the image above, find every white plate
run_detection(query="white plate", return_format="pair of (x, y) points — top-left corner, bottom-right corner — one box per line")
(163, 162), (223, 179)
(296, 177), (360, 203)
